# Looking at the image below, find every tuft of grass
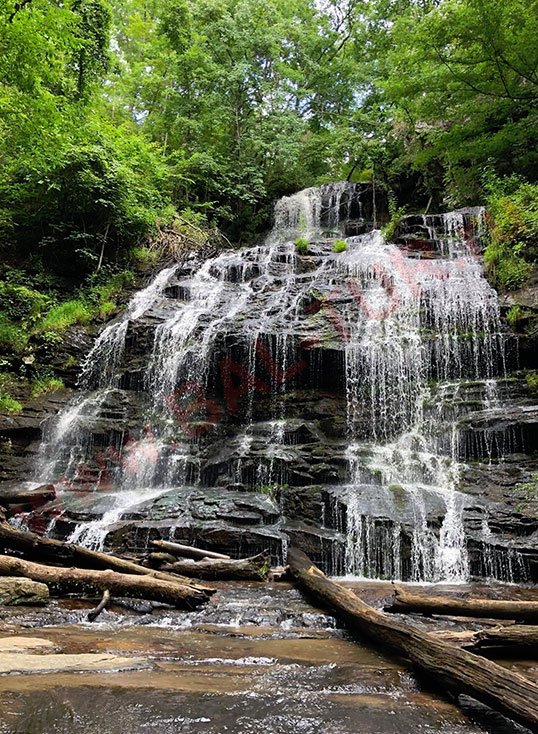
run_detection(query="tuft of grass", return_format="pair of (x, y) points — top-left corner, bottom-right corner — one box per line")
(0, 313), (28, 352)
(37, 300), (93, 335)
(0, 394), (22, 414)
(295, 238), (309, 255)
(332, 239), (347, 253)
(525, 371), (538, 392)
(31, 374), (65, 398)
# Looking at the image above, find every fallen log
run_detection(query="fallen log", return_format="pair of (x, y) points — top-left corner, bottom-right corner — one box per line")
(87, 589), (111, 622)
(0, 484), (56, 514)
(151, 539), (230, 560)
(0, 555), (210, 609)
(432, 625), (538, 651)
(387, 586), (538, 622)
(288, 548), (538, 732)
(160, 552), (270, 581)
(0, 521), (214, 594)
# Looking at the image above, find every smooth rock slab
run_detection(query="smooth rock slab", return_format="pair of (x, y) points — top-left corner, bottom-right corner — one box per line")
(0, 637), (56, 653)
(0, 653), (149, 674)
(0, 577), (49, 606)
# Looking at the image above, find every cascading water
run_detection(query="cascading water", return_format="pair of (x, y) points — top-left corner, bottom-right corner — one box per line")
(32, 183), (528, 581)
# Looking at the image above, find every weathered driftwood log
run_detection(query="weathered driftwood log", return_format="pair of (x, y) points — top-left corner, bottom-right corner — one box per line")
(151, 539), (230, 560)
(387, 586), (538, 622)
(87, 589), (111, 622)
(0, 555), (210, 608)
(160, 552), (270, 581)
(431, 625), (538, 651)
(288, 548), (538, 732)
(0, 521), (214, 594)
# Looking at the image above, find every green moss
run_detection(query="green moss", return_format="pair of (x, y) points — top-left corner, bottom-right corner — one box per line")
(332, 239), (347, 253)
(295, 238), (309, 255)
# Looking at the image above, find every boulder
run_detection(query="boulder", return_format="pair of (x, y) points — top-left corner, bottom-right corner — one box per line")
(0, 576), (49, 606)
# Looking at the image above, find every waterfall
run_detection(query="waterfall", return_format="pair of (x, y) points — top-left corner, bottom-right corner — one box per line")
(31, 185), (527, 581)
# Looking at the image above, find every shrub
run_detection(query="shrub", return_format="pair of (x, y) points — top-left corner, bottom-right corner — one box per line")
(332, 239), (347, 253)
(295, 237), (309, 255)
(0, 282), (49, 324)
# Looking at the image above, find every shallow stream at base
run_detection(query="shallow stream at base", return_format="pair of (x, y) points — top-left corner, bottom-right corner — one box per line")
(0, 582), (535, 734)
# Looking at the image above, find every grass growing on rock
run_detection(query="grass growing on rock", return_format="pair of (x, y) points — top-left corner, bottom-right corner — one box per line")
(295, 238), (309, 255)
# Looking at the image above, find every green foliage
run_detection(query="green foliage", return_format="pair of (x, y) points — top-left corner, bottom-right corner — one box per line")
(483, 176), (538, 290)
(378, 0), (538, 207)
(381, 196), (406, 241)
(0, 372), (21, 414)
(295, 238), (309, 255)
(37, 300), (93, 335)
(86, 269), (136, 316)
(525, 371), (538, 392)
(131, 246), (160, 269)
(0, 394), (22, 414)
(0, 282), (49, 324)
(31, 373), (65, 398)
(332, 239), (348, 253)
(257, 483), (287, 498)
(0, 313), (28, 353)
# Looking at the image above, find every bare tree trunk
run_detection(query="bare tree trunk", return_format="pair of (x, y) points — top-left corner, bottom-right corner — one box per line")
(159, 552), (270, 581)
(287, 548), (538, 732)
(151, 539), (230, 560)
(87, 589), (111, 622)
(387, 586), (538, 622)
(0, 521), (213, 593)
(0, 555), (210, 609)
(431, 625), (538, 651)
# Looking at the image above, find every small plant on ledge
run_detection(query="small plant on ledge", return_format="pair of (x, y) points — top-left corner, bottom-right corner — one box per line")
(332, 239), (347, 253)
(295, 238), (309, 255)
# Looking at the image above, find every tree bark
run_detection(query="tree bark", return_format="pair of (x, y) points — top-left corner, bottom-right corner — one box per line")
(431, 625), (538, 651)
(87, 589), (111, 622)
(151, 539), (230, 560)
(0, 521), (214, 594)
(0, 555), (210, 608)
(287, 548), (538, 732)
(159, 552), (270, 581)
(387, 586), (538, 622)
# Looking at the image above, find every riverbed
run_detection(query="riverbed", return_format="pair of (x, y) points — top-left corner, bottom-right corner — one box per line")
(0, 582), (535, 734)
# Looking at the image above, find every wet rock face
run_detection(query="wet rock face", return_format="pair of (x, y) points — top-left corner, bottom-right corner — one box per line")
(3, 195), (538, 582)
